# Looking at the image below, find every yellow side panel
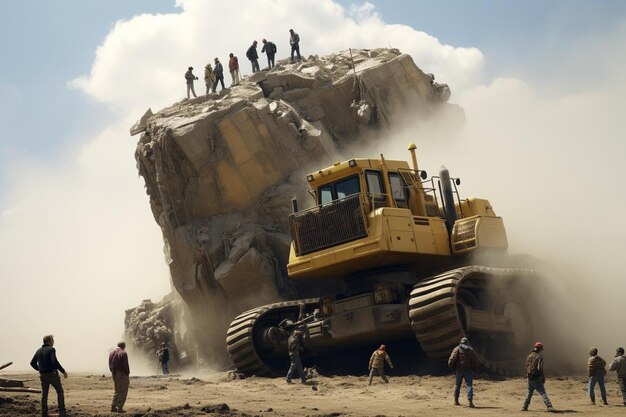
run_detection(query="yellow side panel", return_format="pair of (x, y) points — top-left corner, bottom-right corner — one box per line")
(477, 216), (508, 249)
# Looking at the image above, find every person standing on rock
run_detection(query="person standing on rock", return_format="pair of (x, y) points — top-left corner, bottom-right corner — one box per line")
(522, 342), (555, 412)
(229, 53), (240, 85)
(156, 342), (170, 375)
(289, 29), (301, 62)
(185, 66), (198, 98)
(261, 39), (277, 69)
(286, 325), (307, 384)
(30, 334), (68, 417)
(448, 337), (479, 408)
(109, 341), (131, 413)
(609, 347), (626, 406)
(213, 57), (225, 92)
(204, 63), (215, 94)
(246, 41), (260, 73)
(588, 347), (608, 405)
(368, 344), (393, 385)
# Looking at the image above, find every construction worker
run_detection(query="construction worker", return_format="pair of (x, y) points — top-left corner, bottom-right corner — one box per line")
(204, 63), (215, 94)
(185, 66), (198, 98)
(286, 324), (306, 384)
(228, 53), (240, 85)
(588, 347), (608, 405)
(156, 342), (170, 375)
(213, 57), (225, 92)
(109, 341), (131, 413)
(368, 344), (393, 385)
(289, 29), (301, 62)
(30, 335), (68, 417)
(246, 41), (260, 73)
(609, 347), (626, 406)
(261, 39), (277, 69)
(522, 342), (555, 412)
(448, 337), (479, 408)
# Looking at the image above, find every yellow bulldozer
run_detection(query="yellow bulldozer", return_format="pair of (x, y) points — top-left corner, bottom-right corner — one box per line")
(226, 144), (537, 376)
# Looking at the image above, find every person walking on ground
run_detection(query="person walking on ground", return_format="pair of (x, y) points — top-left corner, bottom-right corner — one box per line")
(609, 347), (626, 406)
(213, 57), (225, 92)
(30, 334), (68, 417)
(261, 39), (277, 69)
(229, 53), (240, 85)
(109, 341), (131, 413)
(522, 342), (555, 412)
(289, 29), (301, 62)
(204, 63), (215, 94)
(286, 324), (307, 384)
(588, 347), (608, 405)
(185, 66), (198, 98)
(246, 41), (260, 73)
(368, 344), (393, 385)
(448, 337), (479, 408)
(156, 342), (170, 375)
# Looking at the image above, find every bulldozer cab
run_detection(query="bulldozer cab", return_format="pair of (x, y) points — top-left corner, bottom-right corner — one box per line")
(287, 145), (509, 279)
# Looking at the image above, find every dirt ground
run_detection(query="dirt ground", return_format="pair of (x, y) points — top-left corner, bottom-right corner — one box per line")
(1, 372), (624, 417)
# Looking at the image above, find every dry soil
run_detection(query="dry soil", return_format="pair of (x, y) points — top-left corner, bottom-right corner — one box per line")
(1, 372), (624, 417)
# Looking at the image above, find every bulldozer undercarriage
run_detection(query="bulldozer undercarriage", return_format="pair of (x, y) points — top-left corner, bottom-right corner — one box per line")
(227, 266), (538, 377)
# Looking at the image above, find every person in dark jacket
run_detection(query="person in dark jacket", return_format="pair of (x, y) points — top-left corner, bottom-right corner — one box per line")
(185, 66), (198, 98)
(261, 39), (277, 69)
(246, 41), (260, 73)
(31, 334), (68, 417)
(588, 347), (608, 405)
(289, 29), (301, 62)
(609, 347), (626, 406)
(156, 342), (170, 375)
(448, 337), (479, 407)
(213, 57), (225, 92)
(522, 342), (555, 412)
(109, 341), (131, 413)
(286, 325), (306, 384)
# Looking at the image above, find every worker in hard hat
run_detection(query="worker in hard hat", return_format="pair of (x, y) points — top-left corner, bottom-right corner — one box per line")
(522, 342), (555, 412)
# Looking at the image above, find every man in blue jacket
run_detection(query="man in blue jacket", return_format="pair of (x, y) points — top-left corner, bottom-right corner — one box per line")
(31, 334), (68, 417)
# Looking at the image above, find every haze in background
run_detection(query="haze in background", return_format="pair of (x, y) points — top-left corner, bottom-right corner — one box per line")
(1, 1), (625, 372)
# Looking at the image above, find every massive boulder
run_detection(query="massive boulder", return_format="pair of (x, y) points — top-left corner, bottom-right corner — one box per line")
(129, 48), (464, 367)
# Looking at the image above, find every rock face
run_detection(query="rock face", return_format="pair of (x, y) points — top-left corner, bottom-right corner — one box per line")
(130, 48), (463, 367)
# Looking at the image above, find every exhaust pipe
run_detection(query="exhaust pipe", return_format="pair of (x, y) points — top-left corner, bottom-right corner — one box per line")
(439, 166), (457, 231)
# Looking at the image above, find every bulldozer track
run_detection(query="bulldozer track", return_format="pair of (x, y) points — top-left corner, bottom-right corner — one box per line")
(409, 265), (537, 376)
(226, 299), (319, 376)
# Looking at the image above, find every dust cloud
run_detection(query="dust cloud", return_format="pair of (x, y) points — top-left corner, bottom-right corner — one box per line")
(359, 26), (626, 372)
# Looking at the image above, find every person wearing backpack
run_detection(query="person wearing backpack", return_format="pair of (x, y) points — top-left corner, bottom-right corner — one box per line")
(261, 39), (277, 69)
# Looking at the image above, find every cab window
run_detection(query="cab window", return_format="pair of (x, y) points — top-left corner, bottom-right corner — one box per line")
(389, 172), (408, 202)
(336, 176), (360, 199)
(317, 175), (361, 204)
(320, 185), (333, 205)
(366, 171), (384, 194)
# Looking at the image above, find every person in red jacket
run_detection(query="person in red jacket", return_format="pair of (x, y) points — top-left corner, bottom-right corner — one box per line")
(109, 341), (131, 413)
(229, 53), (240, 85)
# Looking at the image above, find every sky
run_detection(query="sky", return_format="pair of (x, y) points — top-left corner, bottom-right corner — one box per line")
(1, 0), (626, 372)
